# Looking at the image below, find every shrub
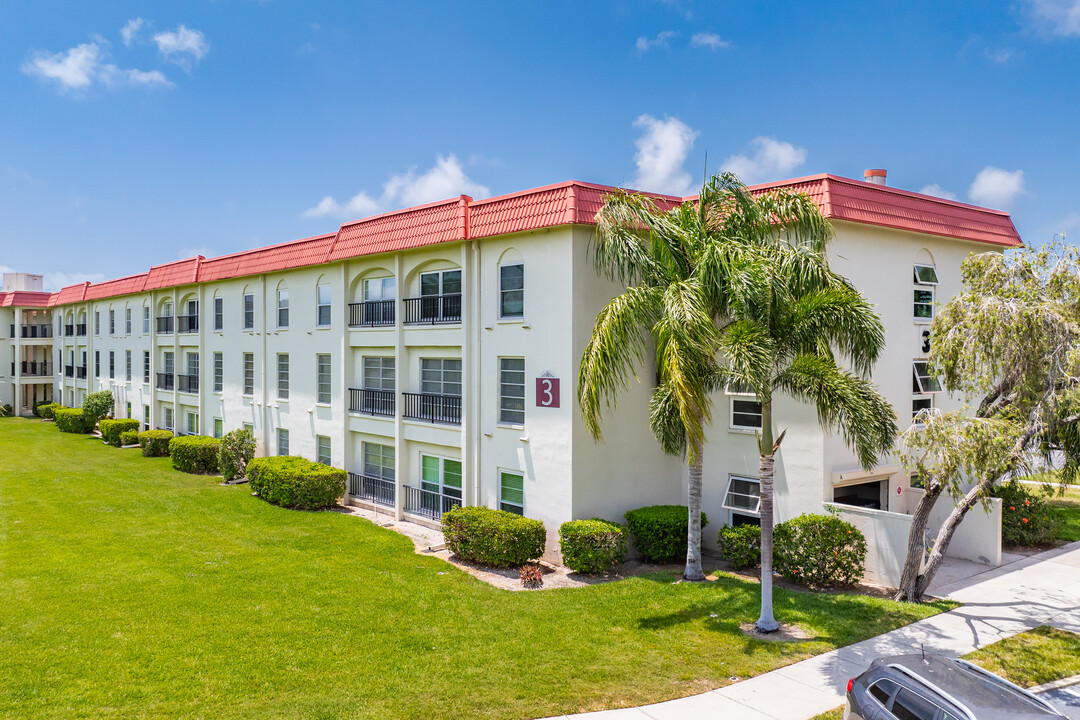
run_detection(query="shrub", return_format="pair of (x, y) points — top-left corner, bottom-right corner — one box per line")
(81, 390), (114, 425)
(442, 506), (546, 567)
(169, 436), (222, 474)
(55, 407), (94, 433)
(717, 524), (761, 570)
(623, 505), (708, 563)
(774, 513), (867, 587)
(36, 402), (59, 420)
(138, 430), (173, 457)
(33, 400), (55, 418)
(992, 483), (1060, 547)
(100, 419), (141, 447)
(0, 403), (13, 417)
(247, 456), (345, 510)
(219, 428), (256, 482)
(119, 430), (139, 446)
(559, 518), (628, 573)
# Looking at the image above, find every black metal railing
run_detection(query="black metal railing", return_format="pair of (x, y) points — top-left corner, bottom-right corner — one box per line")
(177, 374), (199, 393)
(65, 365), (74, 378)
(349, 388), (395, 416)
(19, 324), (53, 338)
(403, 294), (461, 324)
(76, 323), (87, 336)
(156, 372), (175, 391)
(402, 392), (461, 424)
(348, 300), (395, 327)
(64, 324), (75, 336)
(402, 485), (461, 520)
(13, 361), (51, 376)
(156, 316), (174, 334)
(348, 473), (396, 508)
(177, 315), (198, 333)
(77, 366), (87, 379)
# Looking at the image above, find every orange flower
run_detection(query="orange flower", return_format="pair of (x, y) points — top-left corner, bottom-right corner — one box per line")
(1024, 500), (1030, 506)
(1010, 506), (1016, 511)
(1023, 518), (1029, 524)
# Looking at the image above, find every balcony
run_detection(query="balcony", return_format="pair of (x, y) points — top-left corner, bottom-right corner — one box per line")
(12, 361), (51, 376)
(177, 315), (198, 333)
(65, 365), (74, 378)
(348, 473), (395, 508)
(402, 392), (461, 424)
(156, 372), (175, 391)
(403, 294), (461, 324)
(77, 366), (87, 380)
(76, 323), (87, 337)
(64, 324), (74, 336)
(177, 374), (199, 393)
(402, 485), (461, 521)
(156, 316), (174, 334)
(12, 324), (53, 339)
(348, 300), (395, 327)
(349, 388), (395, 417)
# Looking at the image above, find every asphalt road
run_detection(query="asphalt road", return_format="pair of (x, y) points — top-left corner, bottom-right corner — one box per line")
(1042, 686), (1080, 720)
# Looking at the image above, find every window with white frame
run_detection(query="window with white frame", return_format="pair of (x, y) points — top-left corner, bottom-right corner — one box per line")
(912, 361), (942, 394)
(243, 353), (254, 396)
(363, 357), (395, 390)
(420, 358), (461, 396)
(316, 284), (331, 327)
(277, 353), (289, 399)
(143, 306), (150, 334)
(125, 308), (132, 334)
(143, 405), (150, 430)
(214, 297), (223, 331)
(187, 412), (199, 436)
(109, 351), (115, 379)
(213, 352), (223, 392)
(163, 406), (174, 431)
(499, 263), (524, 318)
(722, 475), (761, 515)
(316, 354), (332, 404)
(95, 350), (100, 377)
(277, 428), (289, 456)
(420, 454), (462, 501)
(243, 422), (254, 434)
(143, 350), (150, 383)
(364, 277), (395, 301)
(125, 350), (131, 381)
(363, 443), (395, 480)
(163, 351), (174, 375)
(243, 293), (254, 330)
(500, 469), (524, 515)
(728, 387), (763, 431)
(126, 402), (131, 418)
(109, 309), (115, 335)
(95, 311), (100, 335)
(213, 418), (223, 439)
(499, 357), (525, 425)
(277, 288), (289, 328)
(914, 263), (937, 321)
(316, 435), (331, 465)
(912, 396), (934, 423)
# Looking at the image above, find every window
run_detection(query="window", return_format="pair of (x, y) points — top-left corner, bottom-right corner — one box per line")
(94, 311), (100, 335)
(420, 358), (462, 396)
(243, 353), (254, 396)
(316, 354), (332, 404)
(126, 401), (131, 418)
(94, 350), (100, 377)
(186, 352), (199, 377)
(316, 284), (331, 327)
(243, 422), (254, 434)
(890, 688), (941, 720)
(143, 306), (150, 334)
(499, 357), (526, 425)
(277, 353), (289, 399)
(277, 288), (289, 328)
(125, 350), (132, 382)
(914, 263), (938, 321)
(213, 352), (223, 392)
(316, 435), (331, 465)
(109, 351), (115, 379)
(277, 428), (289, 456)
(125, 308), (132, 334)
(869, 679), (899, 706)
(420, 454), (462, 501)
(499, 263), (524, 318)
(213, 297), (223, 331)
(363, 443), (395, 479)
(728, 389), (763, 430)
(213, 418), (223, 439)
(243, 293), (254, 330)
(500, 470), (524, 515)
(913, 396), (933, 423)
(143, 405), (150, 430)
(143, 350), (150, 383)
(912, 361), (942, 394)
(163, 352), (174, 375)
(723, 476), (761, 515)
(109, 309), (115, 335)
(363, 357), (395, 390)
(419, 269), (462, 321)
(164, 407), (174, 431)
(364, 277), (395, 301)
(186, 412), (199, 436)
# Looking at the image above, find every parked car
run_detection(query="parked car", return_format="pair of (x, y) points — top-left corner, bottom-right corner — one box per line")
(844, 653), (1068, 720)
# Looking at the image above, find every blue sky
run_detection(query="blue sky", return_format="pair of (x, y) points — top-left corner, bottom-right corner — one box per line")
(2, 1), (1079, 290)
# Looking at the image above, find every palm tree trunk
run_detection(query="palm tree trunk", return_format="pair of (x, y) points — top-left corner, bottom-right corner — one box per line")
(755, 398), (779, 632)
(685, 441), (706, 581)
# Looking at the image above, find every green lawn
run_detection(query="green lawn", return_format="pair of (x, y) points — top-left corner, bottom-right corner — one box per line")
(0, 418), (951, 719)
(1047, 486), (1080, 543)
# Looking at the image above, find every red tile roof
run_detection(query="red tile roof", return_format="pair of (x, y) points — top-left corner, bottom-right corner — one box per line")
(0, 291), (52, 308)
(38, 174), (1021, 308)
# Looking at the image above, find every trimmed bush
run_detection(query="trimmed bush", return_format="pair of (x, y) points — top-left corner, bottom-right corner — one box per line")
(100, 419), (141, 447)
(717, 524), (761, 570)
(138, 430), (173, 457)
(559, 518), (628, 573)
(774, 513), (867, 587)
(81, 390), (114, 425)
(442, 506), (546, 568)
(169, 436), (221, 474)
(36, 402), (59, 420)
(33, 401), (56, 418)
(219, 428), (256, 482)
(119, 430), (139, 447)
(992, 483), (1061, 547)
(247, 456), (345, 510)
(55, 407), (94, 433)
(624, 505), (708, 563)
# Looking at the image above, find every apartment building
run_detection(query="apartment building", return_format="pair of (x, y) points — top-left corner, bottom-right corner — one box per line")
(0, 171), (1023, 583)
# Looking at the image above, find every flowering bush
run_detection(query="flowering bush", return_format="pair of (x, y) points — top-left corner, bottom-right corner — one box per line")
(774, 514), (867, 587)
(991, 483), (1060, 547)
(717, 524), (761, 569)
(520, 563), (544, 588)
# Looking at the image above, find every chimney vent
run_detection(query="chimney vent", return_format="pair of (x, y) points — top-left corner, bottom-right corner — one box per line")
(864, 169), (887, 186)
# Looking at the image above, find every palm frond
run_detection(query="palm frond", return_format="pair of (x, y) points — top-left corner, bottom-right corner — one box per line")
(780, 286), (886, 375)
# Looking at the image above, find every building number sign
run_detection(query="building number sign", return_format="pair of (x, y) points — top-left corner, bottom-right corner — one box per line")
(536, 373), (560, 408)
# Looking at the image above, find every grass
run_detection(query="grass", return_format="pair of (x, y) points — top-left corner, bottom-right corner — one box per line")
(0, 418), (952, 719)
(1047, 486), (1080, 543)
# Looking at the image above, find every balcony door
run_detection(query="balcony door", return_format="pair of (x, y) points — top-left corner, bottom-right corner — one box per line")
(420, 454), (462, 514)
(419, 270), (461, 321)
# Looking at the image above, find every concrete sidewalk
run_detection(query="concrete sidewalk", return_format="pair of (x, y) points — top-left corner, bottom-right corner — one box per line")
(550, 541), (1080, 720)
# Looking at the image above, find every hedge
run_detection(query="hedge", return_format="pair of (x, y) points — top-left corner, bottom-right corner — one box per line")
(55, 407), (95, 433)
(992, 483), (1061, 547)
(442, 506), (546, 568)
(247, 456), (345, 510)
(100, 419), (141, 447)
(717, 524), (761, 570)
(624, 505), (708, 563)
(119, 430), (139, 447)
(169, 436), (221, 474)
(36, 402), (60, 420)
(138, 430), (173, 457)
(774, 513), (867, 587)
(559, 518), (628, 573)
(219, 428), (256, 482)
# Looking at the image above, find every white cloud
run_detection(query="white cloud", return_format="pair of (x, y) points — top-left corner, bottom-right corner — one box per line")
(303, 154), (489, 220)
(919, 184), (958, 200)
(121, 18), (146, 47)
(968, 166), (1026, 208)
(630, 114), (699, 196)
(21, 42), (171, 92)
(154, 25), (209, 69)
(689, 32), (730, 50)
(636, 30), (677, 52)
(983, 46), (1017, 63)
(720, 136), (807, 185)
(1023, 0), (1080, 37)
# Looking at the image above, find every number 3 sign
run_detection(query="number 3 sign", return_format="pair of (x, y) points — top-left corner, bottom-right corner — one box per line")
(535, 374), (560, 408)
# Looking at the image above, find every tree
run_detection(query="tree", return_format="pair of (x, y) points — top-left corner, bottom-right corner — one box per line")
(82, 390), (114, 425)
(895, 243), (1080, 602)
